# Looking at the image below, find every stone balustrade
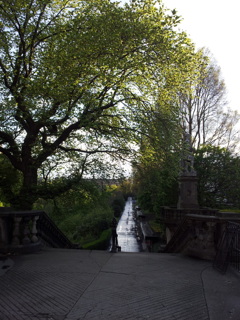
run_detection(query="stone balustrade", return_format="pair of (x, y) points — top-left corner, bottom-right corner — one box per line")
(37, 210), (77, 249)
(0, 208), (77, 254)
(160, 206), (219, 224)
(162, 207), (240, 260)
(0, 209), (43, 254)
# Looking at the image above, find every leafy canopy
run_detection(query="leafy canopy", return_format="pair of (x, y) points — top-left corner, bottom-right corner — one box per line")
(195, 145), (240, 208)
(0, 0), (195, 208)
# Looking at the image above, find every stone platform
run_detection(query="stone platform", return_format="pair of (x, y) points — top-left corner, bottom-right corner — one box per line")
(0, 248), (239, 320)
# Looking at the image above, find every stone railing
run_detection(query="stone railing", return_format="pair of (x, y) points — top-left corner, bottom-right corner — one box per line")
(37, 211), (77, 249)
(0, 209), (76, 254)
(0, 209), (42, 254)
(160, 206), (219, 224)
(163, 211), (240, 261)
(164, 214), (218, 260)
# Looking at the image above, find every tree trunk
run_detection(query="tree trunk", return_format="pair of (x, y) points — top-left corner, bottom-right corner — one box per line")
(12, 166), (38, 210)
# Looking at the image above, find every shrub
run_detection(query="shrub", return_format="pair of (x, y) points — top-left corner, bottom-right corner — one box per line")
(82, 229), (112, 250)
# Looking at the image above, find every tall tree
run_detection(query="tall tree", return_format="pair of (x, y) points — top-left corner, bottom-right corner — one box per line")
(132, 105), (181, 213)
(178, 49), (240, 150)
(0, 0), (195, 209)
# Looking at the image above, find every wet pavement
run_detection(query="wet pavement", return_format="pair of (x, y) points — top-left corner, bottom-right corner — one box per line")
(116, 197), (143, 252)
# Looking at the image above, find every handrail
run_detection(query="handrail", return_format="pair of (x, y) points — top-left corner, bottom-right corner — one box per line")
(0, 210), (43, 253)
(37, 211), (77, 249)
(161, 206), (240, 260)
(0, 209), (77, 253)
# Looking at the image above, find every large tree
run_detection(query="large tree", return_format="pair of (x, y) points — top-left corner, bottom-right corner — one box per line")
(132, 104), (181, 213)
(178, 49), (240, 150)
(0, 0), (195, 209)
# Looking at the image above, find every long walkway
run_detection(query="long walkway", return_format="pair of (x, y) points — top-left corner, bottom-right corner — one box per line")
(117, 197), (142, 252)
(0, 248), (239, 320)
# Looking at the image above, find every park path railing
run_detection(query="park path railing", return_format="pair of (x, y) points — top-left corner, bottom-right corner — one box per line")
(0, 209), (76, 254)
(213, 221), (240, 274)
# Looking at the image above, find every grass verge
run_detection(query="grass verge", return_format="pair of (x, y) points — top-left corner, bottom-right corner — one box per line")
(82, 228), (112, 250)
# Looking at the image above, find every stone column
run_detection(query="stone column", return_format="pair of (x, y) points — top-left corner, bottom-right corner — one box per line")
(31, 215), (39, 243)
(11, 217), (22, 245)
(177, 175), (199, 209)
(22, 216), (31, 245)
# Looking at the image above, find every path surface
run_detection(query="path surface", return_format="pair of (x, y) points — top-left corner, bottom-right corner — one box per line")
(0, 248), (239, 320)
(116, 197), (142, 252)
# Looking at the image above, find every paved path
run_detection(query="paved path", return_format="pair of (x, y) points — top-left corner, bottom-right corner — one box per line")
(0, 249), (239, 320)
(117, 198), (142, 252)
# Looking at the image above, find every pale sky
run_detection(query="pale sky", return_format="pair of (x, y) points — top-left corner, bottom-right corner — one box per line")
(164, 0), (240, 113)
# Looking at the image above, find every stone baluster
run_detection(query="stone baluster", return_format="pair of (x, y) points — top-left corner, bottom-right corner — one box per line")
(22, 216), (31, 245)
(31, 215), (39, 243)
(11, 216), (22, 245)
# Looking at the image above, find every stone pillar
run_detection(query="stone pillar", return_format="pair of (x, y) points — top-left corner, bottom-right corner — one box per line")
(22, 216), (31, 245)
(177, 175), (199, 209)
(11, 217), (22, 245)
(166, 227), (172, 243)
(31, 216), (39, 243)
(0, 218), (8, 247)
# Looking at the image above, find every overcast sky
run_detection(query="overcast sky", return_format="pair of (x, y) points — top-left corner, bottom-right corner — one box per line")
(164, 0), (240, 113)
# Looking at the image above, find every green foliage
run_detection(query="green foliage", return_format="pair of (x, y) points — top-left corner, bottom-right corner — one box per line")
(134, 162), (179, 213)
(133, 107), (181, 213)
(58, 208), (112, 244)
(35, 180), (128, 245)
(82, 229), (112, 250)
(220, 209), (240, 213)
(111, 194), (125, 217)
(118, 179), (135, 200)
(148, 220), (164, 234)
(194, 145), (240, 208)
(36, 180), (98, 214)
(0, 154), (22, 206)
(0, 0), (196, 209)
(107, 180), (134, 216)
